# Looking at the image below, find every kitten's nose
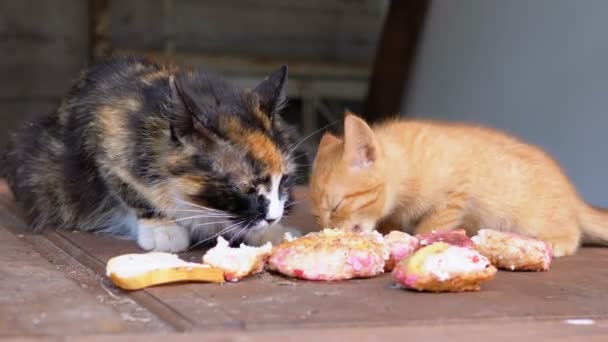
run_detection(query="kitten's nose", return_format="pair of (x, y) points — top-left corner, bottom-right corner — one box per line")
(265, 218), (277, 225)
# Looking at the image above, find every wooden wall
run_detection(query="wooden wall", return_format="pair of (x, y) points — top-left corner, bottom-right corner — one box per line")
(0, 0), (387, 158)
(0, 0), (89, 149)
(108, 0), (386, 65)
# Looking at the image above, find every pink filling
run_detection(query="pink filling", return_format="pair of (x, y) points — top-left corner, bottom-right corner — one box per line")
(417, 229), (474, 248)
(404, 274), (418, 286)
(391, 245), (417, 260)
(347, 253), (374, 272)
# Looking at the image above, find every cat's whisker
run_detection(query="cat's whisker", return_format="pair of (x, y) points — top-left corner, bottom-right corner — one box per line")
(230, 220), (252, 244)
(144, 214), (233, 228)
(165, 196), (231, 216)
(187, 220), (245, 251)
(145, 208), (233, 215)
(289, 120), (339, 154)
(290, 152), (309, 162)
(191, 219), (235, 228)
(284, 200), (303, 209)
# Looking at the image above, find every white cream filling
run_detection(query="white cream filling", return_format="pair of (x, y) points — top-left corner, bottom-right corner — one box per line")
(422, 246), (489, 281)
(202, 236), (272, 276)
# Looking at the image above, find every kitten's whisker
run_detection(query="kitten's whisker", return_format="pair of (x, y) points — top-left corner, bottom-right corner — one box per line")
(289, 120), (339, 154)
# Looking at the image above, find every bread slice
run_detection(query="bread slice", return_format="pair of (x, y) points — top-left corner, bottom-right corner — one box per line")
(393, 242), (497, 292)
(202, 236), (272, 282)
(471, 229), (552, 271)
(106, 252), (224, 290)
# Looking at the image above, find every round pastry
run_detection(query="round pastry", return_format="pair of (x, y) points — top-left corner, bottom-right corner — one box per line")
(393, 242), (497, 292)
(471, 229), (552, 271)
(267, 228), (389, 281)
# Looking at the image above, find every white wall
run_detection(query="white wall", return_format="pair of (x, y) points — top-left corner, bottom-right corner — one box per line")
(404, 0), (608, 206)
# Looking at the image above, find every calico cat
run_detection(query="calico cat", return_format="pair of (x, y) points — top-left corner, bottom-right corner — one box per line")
(310, 112), (608, 257)
(4, 56), (301, 252)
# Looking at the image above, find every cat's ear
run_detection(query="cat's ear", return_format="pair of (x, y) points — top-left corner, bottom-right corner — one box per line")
(170, 74), (220, 138)
(318, 132), (341, 150)
(252, 65), (288, 117)
(342, 112), (378, 170)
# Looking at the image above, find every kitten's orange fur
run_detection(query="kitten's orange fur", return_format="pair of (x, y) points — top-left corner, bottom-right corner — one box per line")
(310, 112), (608, 257)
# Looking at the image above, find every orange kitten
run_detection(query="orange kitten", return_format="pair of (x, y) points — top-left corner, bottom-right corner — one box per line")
(310, 112), (608, 257)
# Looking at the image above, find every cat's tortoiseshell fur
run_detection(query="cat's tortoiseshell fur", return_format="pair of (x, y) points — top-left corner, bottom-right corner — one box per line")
(4, 56), (300, 250)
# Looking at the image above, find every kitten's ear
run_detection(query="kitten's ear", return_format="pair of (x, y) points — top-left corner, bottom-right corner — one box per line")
(252, 65), (288, 117)
(318, 132), (341, 150)
(342, 112), (378, 170)
(170, 74), (219, 137)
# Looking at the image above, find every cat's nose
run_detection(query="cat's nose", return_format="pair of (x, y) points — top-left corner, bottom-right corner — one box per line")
(265, 218), (277, 225)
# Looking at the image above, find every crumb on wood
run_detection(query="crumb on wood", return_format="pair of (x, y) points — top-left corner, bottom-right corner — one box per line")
(121, 313), (151, 323)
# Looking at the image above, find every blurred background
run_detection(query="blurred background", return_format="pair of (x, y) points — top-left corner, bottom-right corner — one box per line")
(1, 0), (607, 205)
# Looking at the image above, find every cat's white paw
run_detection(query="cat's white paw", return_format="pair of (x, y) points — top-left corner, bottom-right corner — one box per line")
(137, 219), (190, 253)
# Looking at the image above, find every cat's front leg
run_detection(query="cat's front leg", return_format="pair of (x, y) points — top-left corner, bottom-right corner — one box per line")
(244, 223), (302, 246)
(137, 218), (191, 252)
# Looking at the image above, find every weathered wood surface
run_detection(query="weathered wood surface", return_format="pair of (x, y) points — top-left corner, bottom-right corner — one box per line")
(1, 180), (608, 339)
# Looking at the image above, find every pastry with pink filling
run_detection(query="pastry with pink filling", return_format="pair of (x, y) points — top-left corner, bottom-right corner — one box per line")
(267, 228), (389, 281)
(384, 231), (419, 271)
(392, 242), (497, 292)
(471, 229), (552, 271)
(416, 229), (474, 248)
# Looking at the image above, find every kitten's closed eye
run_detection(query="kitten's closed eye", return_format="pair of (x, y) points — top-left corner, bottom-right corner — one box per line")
(329, 199), (344, 214)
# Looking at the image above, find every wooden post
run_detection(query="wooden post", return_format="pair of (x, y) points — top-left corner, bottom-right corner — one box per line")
(364, 0), (431, 122)
(89, 0), (110, 63)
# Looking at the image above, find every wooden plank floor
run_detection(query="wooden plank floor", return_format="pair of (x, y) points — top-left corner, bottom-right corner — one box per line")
(1, 181), (608, 340)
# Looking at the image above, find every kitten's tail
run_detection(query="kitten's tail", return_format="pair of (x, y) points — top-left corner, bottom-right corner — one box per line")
(578, 202), (608, 245)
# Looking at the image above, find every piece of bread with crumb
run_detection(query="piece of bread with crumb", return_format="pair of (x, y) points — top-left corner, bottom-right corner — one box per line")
(384, 231), (419, 271)
(267, 228), (389, 281)
(106, 252), (224, 290)
(471, 229), (552, 271)
(392, 242), (497, 292)
(202, 236), (272, 282)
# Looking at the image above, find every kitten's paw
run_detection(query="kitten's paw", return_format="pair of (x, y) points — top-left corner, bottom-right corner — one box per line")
(546, 236), (580, 257)
(137, 219), (190, 253)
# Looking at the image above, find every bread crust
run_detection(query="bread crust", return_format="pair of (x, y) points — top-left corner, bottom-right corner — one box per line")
(108, 265), (225, 290)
